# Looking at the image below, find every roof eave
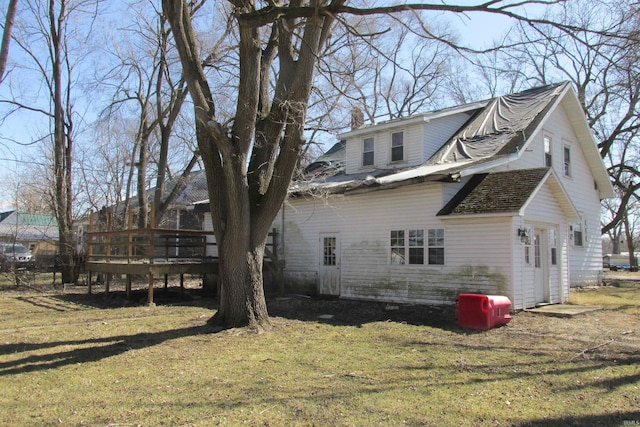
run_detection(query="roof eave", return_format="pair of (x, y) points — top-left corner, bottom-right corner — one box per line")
(438, 211), (519, 220)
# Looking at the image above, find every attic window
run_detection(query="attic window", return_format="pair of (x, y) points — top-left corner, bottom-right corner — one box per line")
(363, 137), (374, 166)
(563, 145), (571, 176)
(391, 131), (404, 162)
(544, 135), (552, 167)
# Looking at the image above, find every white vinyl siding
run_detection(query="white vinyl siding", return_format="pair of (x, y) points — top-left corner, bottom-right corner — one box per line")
(280, 182), (515, 305)
(518, 182), (568, 308)
(422, 112), (475, 162)
(344, 112), (473, 174)
(510, 102), (603, 287)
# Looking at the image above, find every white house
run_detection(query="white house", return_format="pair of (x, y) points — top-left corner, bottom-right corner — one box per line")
(274, 82), (614, 309)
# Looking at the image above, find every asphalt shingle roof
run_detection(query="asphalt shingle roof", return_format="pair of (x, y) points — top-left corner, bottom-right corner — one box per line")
(437, 168), (550, 216)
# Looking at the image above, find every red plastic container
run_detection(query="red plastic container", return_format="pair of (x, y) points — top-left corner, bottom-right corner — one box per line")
(457, 294), (512, 330)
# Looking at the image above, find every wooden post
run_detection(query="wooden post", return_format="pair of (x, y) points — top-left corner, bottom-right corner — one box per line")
(148, 271), (154, 306)
(127, 207), (133, 262)
(88, 211), (94, 295)
(126, 207), (133, 300)
(126, 275), (131, 300)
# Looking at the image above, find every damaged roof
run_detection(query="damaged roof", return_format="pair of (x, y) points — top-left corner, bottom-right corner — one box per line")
(428, 83), (567, 165)
(291, 82), (571, 196)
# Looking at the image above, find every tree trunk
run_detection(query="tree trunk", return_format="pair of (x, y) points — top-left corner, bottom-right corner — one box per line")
(50, 0), (76, 284)
(162, 0), (335, 330)
(0, 0), (18, 83)
(211, 239), (270, 329)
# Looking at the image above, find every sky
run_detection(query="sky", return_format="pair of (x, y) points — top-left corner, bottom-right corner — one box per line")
(0, 1), (534, 212)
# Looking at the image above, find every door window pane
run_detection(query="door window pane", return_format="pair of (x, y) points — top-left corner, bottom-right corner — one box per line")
(323, 237), (336, 266)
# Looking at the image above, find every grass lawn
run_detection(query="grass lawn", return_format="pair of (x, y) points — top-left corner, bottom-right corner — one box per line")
(0, 273), (638, 426)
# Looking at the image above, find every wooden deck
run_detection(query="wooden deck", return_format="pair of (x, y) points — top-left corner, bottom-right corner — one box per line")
(85, 213), (282, 304)
(86, 226), (220, 304)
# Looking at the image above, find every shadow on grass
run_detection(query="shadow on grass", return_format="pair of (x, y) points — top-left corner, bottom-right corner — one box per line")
(33, 290), (460, 330)
(49, 287), (218, 310)
(518, 411), (640, 427)
(265, 295), (459, 329)
(0, 323), (216, 377)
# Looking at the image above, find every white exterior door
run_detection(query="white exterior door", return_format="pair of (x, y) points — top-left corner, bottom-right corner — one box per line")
(319, 233), (340, 295)
(533, 228), (550, 304)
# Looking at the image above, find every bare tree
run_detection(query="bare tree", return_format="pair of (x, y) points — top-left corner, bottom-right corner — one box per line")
(162, 0), (589, 329)
(452, 0), (639, 246)
(0, 0), (102, 283)
(95, 0), (233, 229)
(0, 0), (18, 83)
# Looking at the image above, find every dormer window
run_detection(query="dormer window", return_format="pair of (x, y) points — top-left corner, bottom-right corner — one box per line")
(391, 131), (404, 162)
(363, 137), (374, 167)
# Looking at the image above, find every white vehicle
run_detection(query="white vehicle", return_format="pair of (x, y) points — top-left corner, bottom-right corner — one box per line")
(0, 243), (35, 271)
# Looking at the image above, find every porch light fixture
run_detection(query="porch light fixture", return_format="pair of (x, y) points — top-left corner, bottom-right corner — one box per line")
(518, 228), (530, 244)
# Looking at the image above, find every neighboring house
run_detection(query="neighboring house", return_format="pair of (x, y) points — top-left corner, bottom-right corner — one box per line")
(0, 211), (59, 260)
(0, 211), (59, 246)
(122, 169), (210, 231)
(272, 82), (614, 309)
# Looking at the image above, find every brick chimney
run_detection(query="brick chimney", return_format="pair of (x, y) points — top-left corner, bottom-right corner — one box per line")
(351, 107), (364, 130)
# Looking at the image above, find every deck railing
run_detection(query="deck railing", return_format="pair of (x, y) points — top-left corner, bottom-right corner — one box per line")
(87, 228), (217, 263)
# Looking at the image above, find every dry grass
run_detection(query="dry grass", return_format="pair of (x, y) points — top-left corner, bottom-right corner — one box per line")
(0, 274), (639, 426)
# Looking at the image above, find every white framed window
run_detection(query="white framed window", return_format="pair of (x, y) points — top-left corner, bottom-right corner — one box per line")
(428, 228), (445, 265)
(572, 222), (583, 247)
(391, 131), (404, 162)
(363, 137), (374, 166)
(549, 228), (557, 265)
(408, 229), (424, 264)
(390, 229), (431, 265)
(390, 228), (444, 265)
(390, 230), (405, 264)
(544, 135), (552, 167)
(390, 229), (424, 265)
(322, 237), (337, 266)
(523, 226), (532, 264)
(563, 145), (571, 176)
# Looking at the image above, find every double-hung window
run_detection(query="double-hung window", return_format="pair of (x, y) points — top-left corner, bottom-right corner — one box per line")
(573, 222), (583, 247)
(428, 229), (445, 265)
(390, 230), (406, 265)
(391, 228), (444, 265)
(408, 230), (424, 264)
(391, 131), (404, 162)
(390, 229), (425, 265)
(563, 146), (571, 177)
(363, 137), (374, 167)
(544, 136), (552, 167)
